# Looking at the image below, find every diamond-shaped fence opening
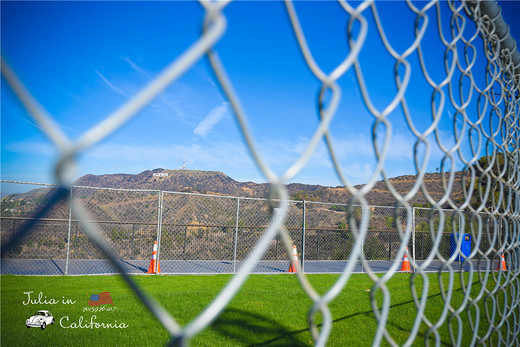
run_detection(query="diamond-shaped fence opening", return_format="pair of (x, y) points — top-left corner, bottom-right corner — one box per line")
(234, 198), (301, 273)
(303, 202), (366, 262)
(411, 207), (510, 272)
(66, 186), (161, 275)
(160, 191), (238, 273)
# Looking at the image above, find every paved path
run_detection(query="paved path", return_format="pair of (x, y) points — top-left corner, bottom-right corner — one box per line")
(1, 258), (502, 275)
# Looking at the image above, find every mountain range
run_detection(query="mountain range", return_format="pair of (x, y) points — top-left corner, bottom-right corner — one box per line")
(75, 168), (465, 207)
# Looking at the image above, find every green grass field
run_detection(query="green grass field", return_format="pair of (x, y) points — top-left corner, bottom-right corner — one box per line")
(0, 273), (511, 346)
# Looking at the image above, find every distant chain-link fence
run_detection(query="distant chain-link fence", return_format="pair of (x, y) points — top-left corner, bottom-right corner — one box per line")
(1, 180), (510, 276)
(2, 0), (519, 345)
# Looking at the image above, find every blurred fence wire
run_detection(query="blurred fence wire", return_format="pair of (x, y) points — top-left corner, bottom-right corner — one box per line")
(2, 0), (520, 346)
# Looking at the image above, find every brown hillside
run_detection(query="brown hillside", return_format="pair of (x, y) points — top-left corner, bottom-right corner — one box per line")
(296, 172), (464, 207)
(73, 169), (464, 207)
(74, 169), (326, 198)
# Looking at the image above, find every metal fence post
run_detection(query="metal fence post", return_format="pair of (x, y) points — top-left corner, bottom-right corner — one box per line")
(64, 187), (73, 275)
(412, 207), (416, 263)
(458, 211), (463, 270)
(233, 198), (240, 273)
(301, 200), (306, 273)
(155, 191), (163, 274)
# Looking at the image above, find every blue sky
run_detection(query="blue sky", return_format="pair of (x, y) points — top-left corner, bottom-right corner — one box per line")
(2, 1), (520, 187)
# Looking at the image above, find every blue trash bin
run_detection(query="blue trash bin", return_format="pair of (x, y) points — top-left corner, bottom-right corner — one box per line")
(450, 233), (471, 261)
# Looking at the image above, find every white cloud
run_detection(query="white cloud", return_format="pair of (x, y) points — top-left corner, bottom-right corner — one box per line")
(95, 70), (129, 97)
(194, 102), (229, 137)
(196, 66), (218, 88)
(121, 57), (150, 78)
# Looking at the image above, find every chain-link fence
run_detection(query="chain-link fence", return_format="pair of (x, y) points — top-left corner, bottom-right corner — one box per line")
(2, 180), (512, 276)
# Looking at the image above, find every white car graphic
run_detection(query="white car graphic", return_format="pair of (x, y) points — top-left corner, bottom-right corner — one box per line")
(26, 310), (54, 329)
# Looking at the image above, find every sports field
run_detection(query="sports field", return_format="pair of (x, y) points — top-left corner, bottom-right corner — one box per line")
(1, 273), (506, 346)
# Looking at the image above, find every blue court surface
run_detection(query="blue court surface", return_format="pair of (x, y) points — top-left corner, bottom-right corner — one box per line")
(1, 258), (502, 276)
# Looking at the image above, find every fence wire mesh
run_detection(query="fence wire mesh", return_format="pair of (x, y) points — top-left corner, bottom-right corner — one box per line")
(1, 182), (409, 275)
(4, 182), (514, 276)
(2, 0), (520, 346)
(4, 181), (512, 274)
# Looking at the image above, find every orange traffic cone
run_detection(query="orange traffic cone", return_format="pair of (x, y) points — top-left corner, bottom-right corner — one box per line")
(287, 245), (298, 273)
(400, 248), (412, 272)
(495, 253), (507, 271)
(146, 241), (161, 274)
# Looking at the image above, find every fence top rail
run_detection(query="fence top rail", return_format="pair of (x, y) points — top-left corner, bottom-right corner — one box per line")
(471, 0), (520, 77)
